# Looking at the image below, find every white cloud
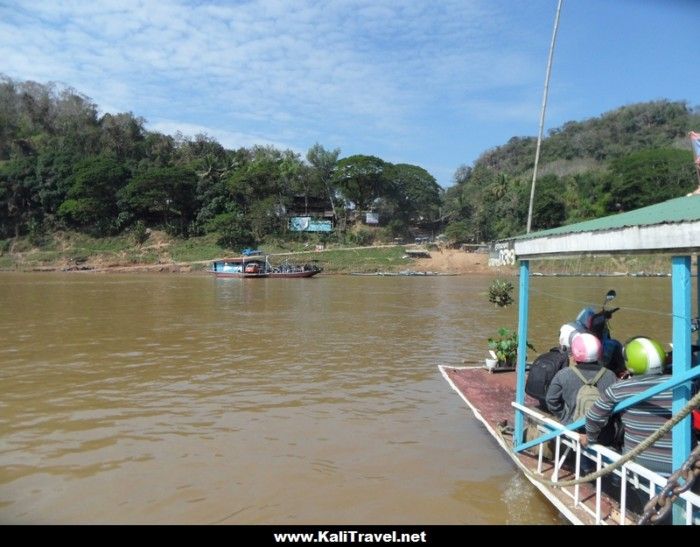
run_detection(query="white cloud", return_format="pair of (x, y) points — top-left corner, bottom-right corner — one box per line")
(0, 0), (549, 183)
(148, 119), (296, 153)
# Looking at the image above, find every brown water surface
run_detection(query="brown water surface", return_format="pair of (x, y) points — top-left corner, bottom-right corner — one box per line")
(0, 273), (678, 524)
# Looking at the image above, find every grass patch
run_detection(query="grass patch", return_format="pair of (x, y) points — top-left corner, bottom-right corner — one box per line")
(124, 250), (161, 264)
(0, 255), (14, 269)
(20, 250), (64, 265)
(64, 233), (133, 254)
(169, 234), (226, 263)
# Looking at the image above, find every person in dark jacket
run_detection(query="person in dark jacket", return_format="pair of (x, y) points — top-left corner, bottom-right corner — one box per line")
(546, 332), (617, 425)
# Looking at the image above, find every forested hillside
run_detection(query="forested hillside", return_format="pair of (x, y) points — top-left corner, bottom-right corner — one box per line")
(1, 74), (698, 254)
(443, 100), (700, 243)
(0, 76), (442, 250)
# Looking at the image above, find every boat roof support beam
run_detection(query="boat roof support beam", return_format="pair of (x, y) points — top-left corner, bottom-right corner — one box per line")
(672, 257), (692, 500)
(697, 255), (700, 347)
(514, 259), (530, 446)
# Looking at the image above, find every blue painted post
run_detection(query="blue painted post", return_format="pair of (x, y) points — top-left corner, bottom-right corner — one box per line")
(514, 260), (530, 446)
(697, 256), (699, 347)
(671, 256), (692, 524)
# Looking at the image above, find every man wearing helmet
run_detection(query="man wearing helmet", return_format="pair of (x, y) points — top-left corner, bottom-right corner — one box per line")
(545, 333), (617, 426)
(582, 337), (696, 476)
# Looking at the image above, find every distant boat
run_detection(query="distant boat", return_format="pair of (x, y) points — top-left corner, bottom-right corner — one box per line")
(269, 259), (322, 278)
(209, 256), (322, 279)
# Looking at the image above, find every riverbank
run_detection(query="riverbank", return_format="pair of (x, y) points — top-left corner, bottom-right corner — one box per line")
(0, 230), (679, 276)
(0, 230), (505, 275)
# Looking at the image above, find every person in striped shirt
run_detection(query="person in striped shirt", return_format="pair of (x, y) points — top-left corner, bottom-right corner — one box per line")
(582, 337), (685, 476)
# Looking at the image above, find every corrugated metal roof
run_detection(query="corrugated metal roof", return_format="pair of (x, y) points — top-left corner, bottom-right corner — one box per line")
(516, 194), (700, 241)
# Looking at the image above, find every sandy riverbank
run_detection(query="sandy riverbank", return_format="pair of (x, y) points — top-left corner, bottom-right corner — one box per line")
(410, 249), (510, 275)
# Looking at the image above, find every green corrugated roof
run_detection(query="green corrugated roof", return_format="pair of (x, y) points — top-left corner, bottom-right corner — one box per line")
(516, 194), (700, 241)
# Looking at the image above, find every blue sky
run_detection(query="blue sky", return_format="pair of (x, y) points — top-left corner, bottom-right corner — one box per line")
(1, 0), (698, 187)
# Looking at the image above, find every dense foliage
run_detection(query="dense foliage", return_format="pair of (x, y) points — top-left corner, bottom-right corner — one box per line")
(1, 75), (698, 249)
(0, 76), (442, 248)
(444, 100), (700, 242)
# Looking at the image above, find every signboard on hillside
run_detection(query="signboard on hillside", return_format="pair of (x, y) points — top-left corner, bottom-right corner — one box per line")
(289, 217), (333, 232)
(365, 212), (379, 225)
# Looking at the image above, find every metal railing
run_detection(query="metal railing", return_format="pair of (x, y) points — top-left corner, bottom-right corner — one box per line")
(513, 403), (700, 525)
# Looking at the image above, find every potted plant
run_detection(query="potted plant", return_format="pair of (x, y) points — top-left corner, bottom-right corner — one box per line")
(488, 327), (535, 368)
(487, 279), (514, 308)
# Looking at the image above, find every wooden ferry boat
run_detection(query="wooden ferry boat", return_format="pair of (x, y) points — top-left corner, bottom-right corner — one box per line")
(441, 194), (700, 525)
(210, 256), (322, 279)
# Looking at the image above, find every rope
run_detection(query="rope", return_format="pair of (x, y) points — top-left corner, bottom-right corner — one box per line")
(513, 389), (700, 488)
(528, 287), (677, 319)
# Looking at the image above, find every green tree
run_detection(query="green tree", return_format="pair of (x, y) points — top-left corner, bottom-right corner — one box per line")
(119, 166), (198, 236)
(0, 156), (38, 238)
(332, 155), (387, 212)
(206, 210), (255, 250)
(99, 112), (146, 161)
(562, 171), (614, 222)
(609, 148), (695, 211)
(443, 219), (472, 244)
(530, 174), (566, 230)
(306, 143), (340, 219)
(384, 163), (442, 225)
(57, 155), (129, 235)
(34, 145), (80, 222)
(142, 132), (176, 167)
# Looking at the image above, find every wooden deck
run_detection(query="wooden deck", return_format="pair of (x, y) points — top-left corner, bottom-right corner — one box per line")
(440, 365), (633, 525)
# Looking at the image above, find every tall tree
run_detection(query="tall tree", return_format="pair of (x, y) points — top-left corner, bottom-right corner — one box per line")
(0, 156), (38, 238)
(385, 163), (442, 224)
(99, 112), (146, 161)
(306, 143), (340, 219)
(332, 155), (387, 212)
(119, 166), (198, 236)
(57, 156), (129, 235)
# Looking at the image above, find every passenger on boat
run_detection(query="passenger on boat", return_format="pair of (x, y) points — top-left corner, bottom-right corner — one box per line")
(545, 333), (617, 427)
(582, 337), (698, 476)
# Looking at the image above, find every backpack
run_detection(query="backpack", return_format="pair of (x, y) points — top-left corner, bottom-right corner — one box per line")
(525, 347), (569, 409)
(569, 366), (606, 421)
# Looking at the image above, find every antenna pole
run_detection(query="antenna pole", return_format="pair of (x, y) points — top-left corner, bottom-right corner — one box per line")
(526, 0), (563, 233)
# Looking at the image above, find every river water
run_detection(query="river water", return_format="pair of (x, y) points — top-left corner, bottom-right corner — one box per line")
(0, 272), (681, 524)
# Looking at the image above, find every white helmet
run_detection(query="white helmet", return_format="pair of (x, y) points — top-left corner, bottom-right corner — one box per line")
(559, 322), (580, 350)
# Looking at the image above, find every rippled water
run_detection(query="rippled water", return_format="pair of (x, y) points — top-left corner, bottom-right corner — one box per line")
(0, 272), (679, 524)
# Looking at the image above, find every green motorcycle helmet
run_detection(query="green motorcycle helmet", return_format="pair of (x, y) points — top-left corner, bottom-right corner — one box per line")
(624, 337), (666, 375)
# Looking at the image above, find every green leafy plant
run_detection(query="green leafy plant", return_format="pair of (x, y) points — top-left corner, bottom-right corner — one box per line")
(488, 327), (535, 366)
(132, 221), (150, 246)
(488, 279), (514, 307)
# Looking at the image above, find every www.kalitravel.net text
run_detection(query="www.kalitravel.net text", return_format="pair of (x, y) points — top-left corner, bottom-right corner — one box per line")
(273, 530), (428, 543)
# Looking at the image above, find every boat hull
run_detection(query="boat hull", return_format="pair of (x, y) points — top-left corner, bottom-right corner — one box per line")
(268, 270), (321, 278)
(209, 271), (269, 278)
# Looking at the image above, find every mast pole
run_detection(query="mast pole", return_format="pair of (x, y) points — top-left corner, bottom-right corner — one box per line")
(526, 0), (563, 233)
